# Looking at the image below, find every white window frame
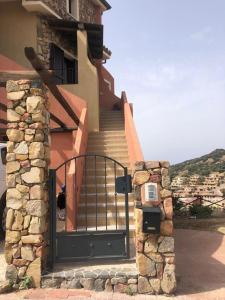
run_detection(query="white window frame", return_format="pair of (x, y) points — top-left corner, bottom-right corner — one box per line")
(67, 0), (79, 21)
(145, 183), (158, 201)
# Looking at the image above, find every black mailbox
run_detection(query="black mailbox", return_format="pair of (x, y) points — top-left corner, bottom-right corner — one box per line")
(142, 207), (161, 234)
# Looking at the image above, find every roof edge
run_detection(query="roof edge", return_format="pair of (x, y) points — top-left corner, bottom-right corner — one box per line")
(99, 0), (111, 10)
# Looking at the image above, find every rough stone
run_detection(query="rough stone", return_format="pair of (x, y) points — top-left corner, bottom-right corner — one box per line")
(21, 167), (44, 184)
(164, 198), (173, 220)
(15, 106), (26, 115)
(5, 244), (13, 264)
(160, 220), (173, 236)
(26, 257), (41, 288)
(16, 154), (28, 161)
(146, 253), (163, 263)
(14, 141), (28, 155)
(6, 161), (20, 174)
(42, 278), (63, 288)
(114, 283), (127, 293)
(138, 276), (153, 294)
(21, 234), (43, 244)
(137, 253), (156, 277)
(26, 96), (44, 114)
(149, 174), (161, 183)
(23, 215), (31, 229)
(144, 236), (158, 253)
(7, 141), (14, 152)
(7, 129), (24, 142)
(134, 161), (145, 171)
(0, 280), (13, 294)
(5, 230), (21, 243)
(149, 278), (161, 294)
(6, 265), (18, 283)
(94, 279), (105, 291)
(6, 153), (16, 162)
(7, 188), (22, 200)
(105, 279), (113, 292)
(7, 199), (23, 210)
(18, 267), (27, 279)
(67, 279), (82, 289)
(12, 211), (24, 230)
(16, 184), (29, 193)
(29, 142), (45, 159)
(80, 278), (94, 290)
(145, 161), (160, 170)
(12, 247), (21, 259)
(21, 245), (35, 261)
(128, 284), (138, 294)
(162, 175), (170, 189)
(29, 216), (46, 233)
(6, 174), (16, 188)
(160, 161), (170, 168)
(30, 185), (44, 200)
(161, 264), (176, 294)
(31, 159), (46, 168)
(13, 259), (27, 267)
(133, 171), (150, 185)
(26, 200), (47, 217)
(7, 109), (21, 122)
(158, 237), (174, 253)
(6, 80), (20, 92)
(160, 189), (172, 199)
(6, 209), (14, 230)
(111, 277), (127, 285)
(7, 91), (25, 101)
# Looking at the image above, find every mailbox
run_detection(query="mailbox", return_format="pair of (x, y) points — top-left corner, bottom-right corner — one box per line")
(142, 207), (161, 234)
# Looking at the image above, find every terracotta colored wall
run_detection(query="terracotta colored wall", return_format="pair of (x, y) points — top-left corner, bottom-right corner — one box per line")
(98, 65), (121, 110)
(122, 92), (144, 168)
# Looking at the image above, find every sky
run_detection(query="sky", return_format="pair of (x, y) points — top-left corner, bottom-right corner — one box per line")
(102, 0), (225, 164)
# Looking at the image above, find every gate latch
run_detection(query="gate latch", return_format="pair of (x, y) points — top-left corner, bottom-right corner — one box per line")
(115, 175), (132, 194)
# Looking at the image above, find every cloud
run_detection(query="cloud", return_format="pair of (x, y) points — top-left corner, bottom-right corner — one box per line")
(190, 26), (213, 43)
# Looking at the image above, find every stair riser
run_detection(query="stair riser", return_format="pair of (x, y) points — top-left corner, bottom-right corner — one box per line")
(80, 194), (134, 202)
(77, 218), (134, 227)
(79, 206), (134, 214)
(86, 162), (129, 169)
(84, 169), (128, 176)
(87, 145), (127, 150)
(81, 185), (117, 194)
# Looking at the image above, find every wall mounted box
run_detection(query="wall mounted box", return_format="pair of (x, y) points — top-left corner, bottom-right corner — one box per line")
(142, 207), (161, 234)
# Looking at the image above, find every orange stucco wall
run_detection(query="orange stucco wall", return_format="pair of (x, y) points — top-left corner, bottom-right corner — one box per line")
(98, 65), (121, 110)
(122, 92), (144, 168)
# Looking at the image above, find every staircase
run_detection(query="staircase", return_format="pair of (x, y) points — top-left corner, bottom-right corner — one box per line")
(77, 110), (135, 238)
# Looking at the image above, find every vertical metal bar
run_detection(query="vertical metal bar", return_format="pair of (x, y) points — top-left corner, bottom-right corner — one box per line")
(104, 157), (107, 230)
(74, 158), (77, 232)
(85, 156), (88, 231)
(49, 169), (56, 268)
(124, 167), (130, 258)
(114, 162), (118, 230)
(95, 155), (98, 230)
(65, 163), (67, 232)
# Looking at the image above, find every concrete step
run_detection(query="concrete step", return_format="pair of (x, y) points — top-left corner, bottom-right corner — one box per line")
(85, 168), (131, 176)
(77, 213), (134, 227)
(81, 184), (117, 194)
(87, 144), (128, 151)
(78, 203), (134, 214)
(89, 131), (125, 137)
(80, 192), (134, 203)
(86, 153), (129, 162)
(83, 175), (119, 185)
(86, 160), (130, 169)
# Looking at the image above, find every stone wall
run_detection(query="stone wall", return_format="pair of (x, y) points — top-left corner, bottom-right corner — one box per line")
(37, 18), (76, 69)
(5, 80), (50, 288)
(133, 161), (176, 295)
(79, 0), (98, 23)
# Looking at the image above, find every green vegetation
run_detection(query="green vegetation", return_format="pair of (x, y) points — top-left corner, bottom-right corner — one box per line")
(189, 204), (213, 218)
(170, 149), (225, 179)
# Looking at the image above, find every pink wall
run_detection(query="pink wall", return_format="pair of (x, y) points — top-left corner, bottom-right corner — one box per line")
(122, 91), (144, 168)
(98, 65), (121, 110)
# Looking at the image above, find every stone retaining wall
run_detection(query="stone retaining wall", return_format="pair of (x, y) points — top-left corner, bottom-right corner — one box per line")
(5, 80), (50, 288)
(133, 161), (176, 295)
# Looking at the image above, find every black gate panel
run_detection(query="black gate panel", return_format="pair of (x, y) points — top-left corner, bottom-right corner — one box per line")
(49, 154), (131, 265)
(56, 231), (127, 262)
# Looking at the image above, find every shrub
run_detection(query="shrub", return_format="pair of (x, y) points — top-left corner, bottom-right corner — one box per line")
(189, 204), (213, 218)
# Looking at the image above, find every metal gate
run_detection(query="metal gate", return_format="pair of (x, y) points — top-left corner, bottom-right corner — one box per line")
(49, 154), (132, 265)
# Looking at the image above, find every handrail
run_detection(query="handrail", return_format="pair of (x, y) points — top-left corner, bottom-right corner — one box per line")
(122, 91), (144, 169)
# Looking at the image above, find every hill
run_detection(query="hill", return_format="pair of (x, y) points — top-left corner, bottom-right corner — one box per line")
(170, 149), (225, 179)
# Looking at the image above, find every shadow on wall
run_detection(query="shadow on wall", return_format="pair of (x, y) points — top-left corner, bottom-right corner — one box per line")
(175, 228), (225, 295)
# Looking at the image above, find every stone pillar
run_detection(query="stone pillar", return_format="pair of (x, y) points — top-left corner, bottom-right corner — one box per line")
(5, 80), (50, 288)
(133, 161), (176, 295)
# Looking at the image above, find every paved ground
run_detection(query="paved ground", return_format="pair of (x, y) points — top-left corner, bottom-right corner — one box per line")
(1, 229), (225, 299)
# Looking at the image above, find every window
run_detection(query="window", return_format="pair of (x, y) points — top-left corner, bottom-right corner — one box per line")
(50, 43), (78, 85)
(145, 183), (158, 201)
(67, 0), (79, 20)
